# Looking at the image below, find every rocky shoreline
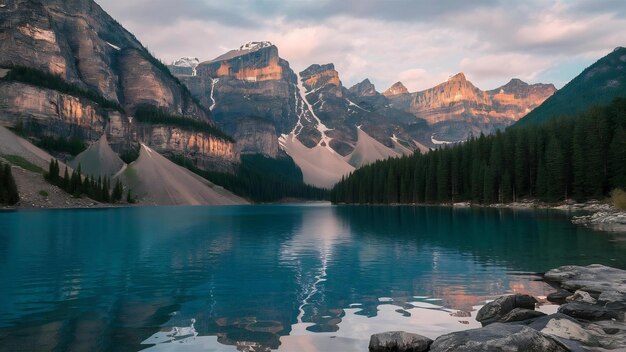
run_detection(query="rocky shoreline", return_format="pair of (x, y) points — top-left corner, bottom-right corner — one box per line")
(452, 200), (626, 233)
(369, 264), (626, 351)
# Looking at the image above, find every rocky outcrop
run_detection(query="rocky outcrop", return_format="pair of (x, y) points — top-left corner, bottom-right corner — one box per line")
(544, 264), (626, 294)
(386, 73), (555, 142)
(369, 331), (432, 352)
(192, 42), (300, 149)
(0, 0), (225, 169)
(0, 81), (106, 140)
(475, 294), (538, 326)
(383, 82), (409, 97)
(488, 79), (557, 121)
(369, 265), (626, 351)
(349, 79), (378, 97)
(429, 323), (569, 352)
(224, 116), (279, 157)
(135, 125), (237, 171)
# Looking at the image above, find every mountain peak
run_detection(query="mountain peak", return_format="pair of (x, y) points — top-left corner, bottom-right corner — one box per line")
(239, 41), (273, 51)
(383, 81), (409, 96)
(172, 57), (200, 68)
(448, 72), (467, 82)
(349, 78), (378, 97)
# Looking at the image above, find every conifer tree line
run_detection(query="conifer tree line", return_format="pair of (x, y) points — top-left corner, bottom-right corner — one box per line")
(331, 98), (626, 205)
(45, 159), (127, 203)
(0, 162), (19, 205)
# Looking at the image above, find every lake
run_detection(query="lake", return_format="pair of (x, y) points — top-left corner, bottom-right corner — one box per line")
(0, 204), (624, 351)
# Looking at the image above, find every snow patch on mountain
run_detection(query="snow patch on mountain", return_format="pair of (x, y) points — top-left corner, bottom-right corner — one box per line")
(239, 41), (273, 51)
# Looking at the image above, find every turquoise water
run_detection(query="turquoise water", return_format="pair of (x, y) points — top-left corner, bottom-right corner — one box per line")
(0, 204), (624, 351)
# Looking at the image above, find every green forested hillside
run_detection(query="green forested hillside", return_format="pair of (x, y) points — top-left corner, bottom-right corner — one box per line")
(517, 47), (626, 126)
(331, 98), (626, 204)
(172, 154), (329, 202)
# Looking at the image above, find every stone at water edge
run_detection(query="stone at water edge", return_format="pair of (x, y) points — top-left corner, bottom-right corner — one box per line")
(544, 264), (626, 294)
(566, 290), (597, 304)
(540, 318), (599, 346)
(598, 290), (626, 304)
(476, 294), (538, 326)
(369, 331), (433, 352)
(499, 308), (547, 323)
(548, 289), (574, 304)
(429, 323), (569, 352)
(558, 302), (623, 321)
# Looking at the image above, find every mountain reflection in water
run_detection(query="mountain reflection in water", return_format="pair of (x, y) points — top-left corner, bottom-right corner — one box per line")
(0, 205), (624, 351)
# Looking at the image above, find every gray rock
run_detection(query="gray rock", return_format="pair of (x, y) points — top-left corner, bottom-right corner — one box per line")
(476, 294), (538, 326)
(544, 264), (626, 294)
(499, 308), (547, 323)
(429, 323), (569, 352)
(548, 289), (574, 304)
(540, 318), (599, 346)
(527, 313), (583, 331)
(369, 331), (433, 352)
(566, 290), (597, 304)
(558, 302), (622, 321)
(598, 290), (626, 304)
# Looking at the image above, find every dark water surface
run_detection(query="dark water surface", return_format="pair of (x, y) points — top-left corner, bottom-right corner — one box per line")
(0, 204), (624, 351)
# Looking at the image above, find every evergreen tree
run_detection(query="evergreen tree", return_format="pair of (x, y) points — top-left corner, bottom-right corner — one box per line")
(1, 164), (19, 205)
(545, 137), (566, 201)
(609, 126), (626, 190)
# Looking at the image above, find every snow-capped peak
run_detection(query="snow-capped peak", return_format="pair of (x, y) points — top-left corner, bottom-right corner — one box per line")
(172, 57), (200, 68)
(238, 41), (273, 51)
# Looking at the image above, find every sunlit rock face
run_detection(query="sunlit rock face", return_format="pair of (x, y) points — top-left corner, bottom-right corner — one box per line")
(0, 82), (106, 140)
(385, 73), (555, 141)
(189, 42), (301, 155)
(487, 79), (557, 121)
(383, 81), (409, 97)
(135, 125), (237, 171)
(0, 0), (234, 169)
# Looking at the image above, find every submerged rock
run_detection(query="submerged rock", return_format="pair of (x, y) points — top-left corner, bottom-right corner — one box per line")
(368, 331), (432, 352)
(476, 294), (538, 326)
(429, 323), (569, 352)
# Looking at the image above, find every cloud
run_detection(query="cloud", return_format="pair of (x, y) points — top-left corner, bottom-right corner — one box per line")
(96, 0), (626, 91)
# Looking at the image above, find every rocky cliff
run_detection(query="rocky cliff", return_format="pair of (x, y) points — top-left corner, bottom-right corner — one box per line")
(385, 73), (555, 141)
(185, 42), (303, 157)
(0, 81), (106, 140)
(0, 0), (235, 170)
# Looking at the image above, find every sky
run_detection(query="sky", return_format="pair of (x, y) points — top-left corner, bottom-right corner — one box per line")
(96, 0), (626, 92)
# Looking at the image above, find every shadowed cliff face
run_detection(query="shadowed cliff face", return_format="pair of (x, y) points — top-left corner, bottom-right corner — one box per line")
(0, 0), (236, 168)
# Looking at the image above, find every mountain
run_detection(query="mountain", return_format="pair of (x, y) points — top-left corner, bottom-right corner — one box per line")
(172, 41), (554, 187)
(0, 0), (235, 172)
(180, 41), (301, 157)
(518, 47), (626, 126)
(383, 82), (409, 97)
(168, 57), (200, 76)
(385, 73), (556, 142)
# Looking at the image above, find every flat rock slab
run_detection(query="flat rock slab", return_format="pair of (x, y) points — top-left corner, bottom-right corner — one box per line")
(369, 331), (433, 352)
(544, 264), (626, 294)
(429, 323), (569, 352)
(558, 302), (623, 321)
(548, 289), (574, 304)
(476, 294), (537, 326)
(499, 308), (546, 323)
